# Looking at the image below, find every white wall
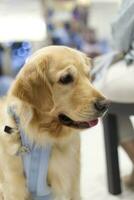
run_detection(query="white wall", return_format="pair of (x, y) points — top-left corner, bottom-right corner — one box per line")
(0, 0), (47, 42)
(89, 1), (120, 41)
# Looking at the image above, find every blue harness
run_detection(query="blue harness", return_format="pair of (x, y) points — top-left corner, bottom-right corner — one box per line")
(8, 107), (53, 200)
(20, 130), (52, 200)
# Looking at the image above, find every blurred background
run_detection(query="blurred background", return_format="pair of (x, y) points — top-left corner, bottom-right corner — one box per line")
(1, 1), (134, 200)
(0, 0), (121, 81)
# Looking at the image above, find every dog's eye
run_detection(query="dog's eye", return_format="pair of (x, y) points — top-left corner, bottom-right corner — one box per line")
(59, 74), (73, 84)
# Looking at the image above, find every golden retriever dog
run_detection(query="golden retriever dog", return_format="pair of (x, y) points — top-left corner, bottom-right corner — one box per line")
(0, 46), (109, 200)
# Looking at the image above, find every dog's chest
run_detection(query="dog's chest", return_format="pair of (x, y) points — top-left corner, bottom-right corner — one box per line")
(20, 130), (52, 200)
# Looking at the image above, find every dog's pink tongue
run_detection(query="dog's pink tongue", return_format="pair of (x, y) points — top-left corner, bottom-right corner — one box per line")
(88, 119), (98, 127)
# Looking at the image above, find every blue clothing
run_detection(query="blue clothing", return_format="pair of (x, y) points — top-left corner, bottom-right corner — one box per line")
(112, 0), (134, 52)
(0, 76), (12, 96)
(52, 28), (70, 46)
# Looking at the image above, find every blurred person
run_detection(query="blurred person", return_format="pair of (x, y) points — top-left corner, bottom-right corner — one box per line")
(50, 20), (85, 50)
(65, 20), (85, 50)
(0, 44), (12, 96)
(0, 44), (4, 75)
(82, 28), (102, 58)
(11, 42), (31, 76)
(51, 22), (70, 46)
(0, 76), (12, 96)
(73, 5), (89, 25)
(82, 28), (110, 58)
(0, 41), (31, 96)
(93, 0), (134, 188)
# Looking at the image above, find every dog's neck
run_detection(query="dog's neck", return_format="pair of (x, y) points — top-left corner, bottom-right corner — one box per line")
(30, 108), (75, 142)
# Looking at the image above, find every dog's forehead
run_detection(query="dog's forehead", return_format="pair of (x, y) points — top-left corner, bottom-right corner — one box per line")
(49, 58), (88, 74)
(33, 46), (91, 76)
(50, 49), (90, 71)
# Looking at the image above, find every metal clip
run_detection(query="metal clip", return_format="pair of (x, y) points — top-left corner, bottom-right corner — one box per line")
(16, 145), (31, 156)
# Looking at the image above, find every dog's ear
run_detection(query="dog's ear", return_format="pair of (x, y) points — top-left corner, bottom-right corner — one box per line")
(10, 54), (54, 112)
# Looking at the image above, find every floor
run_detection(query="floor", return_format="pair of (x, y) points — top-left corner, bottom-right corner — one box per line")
(81, 121), (134, 200)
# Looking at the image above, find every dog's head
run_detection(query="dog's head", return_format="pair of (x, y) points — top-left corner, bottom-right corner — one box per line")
(10, 46), (109, 132)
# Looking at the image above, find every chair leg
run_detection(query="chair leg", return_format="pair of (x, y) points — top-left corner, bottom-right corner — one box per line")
(102, 113), (122, 195)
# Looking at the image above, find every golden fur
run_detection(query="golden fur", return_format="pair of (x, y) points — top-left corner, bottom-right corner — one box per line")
(0, 46), (105, 200)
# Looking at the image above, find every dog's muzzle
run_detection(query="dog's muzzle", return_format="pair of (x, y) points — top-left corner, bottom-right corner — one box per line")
(58, 114), (98, 129)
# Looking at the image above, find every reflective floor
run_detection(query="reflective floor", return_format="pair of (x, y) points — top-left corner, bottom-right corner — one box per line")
(81, 121), (134, 200)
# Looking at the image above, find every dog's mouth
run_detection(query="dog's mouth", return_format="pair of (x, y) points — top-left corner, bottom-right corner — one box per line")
(58, 114), (98, 129)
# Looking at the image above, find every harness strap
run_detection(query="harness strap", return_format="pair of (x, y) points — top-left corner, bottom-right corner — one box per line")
(7, 106), (52, 199)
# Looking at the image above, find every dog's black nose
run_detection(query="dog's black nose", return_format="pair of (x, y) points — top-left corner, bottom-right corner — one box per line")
(94, 99), (110, 112)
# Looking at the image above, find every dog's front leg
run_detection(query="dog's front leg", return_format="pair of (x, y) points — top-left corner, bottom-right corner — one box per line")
(2, 155), (30, 200)
(48, 134), (81, 200)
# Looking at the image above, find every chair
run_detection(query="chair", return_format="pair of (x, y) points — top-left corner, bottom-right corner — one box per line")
(102, 102), (134, 195)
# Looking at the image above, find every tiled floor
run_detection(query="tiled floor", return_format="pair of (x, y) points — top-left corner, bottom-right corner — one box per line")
(81, 121), (134, 200)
